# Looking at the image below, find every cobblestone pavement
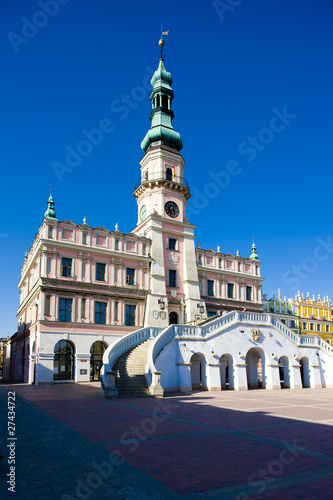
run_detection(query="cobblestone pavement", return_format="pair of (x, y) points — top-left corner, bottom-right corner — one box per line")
(1, 384), (333, 499)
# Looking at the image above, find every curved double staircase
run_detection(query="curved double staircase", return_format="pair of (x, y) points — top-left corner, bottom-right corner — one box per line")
(101, 312), (333, 398)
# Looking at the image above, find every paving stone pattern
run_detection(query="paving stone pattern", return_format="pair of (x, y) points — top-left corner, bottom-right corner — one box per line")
(1, 383), (333, 499)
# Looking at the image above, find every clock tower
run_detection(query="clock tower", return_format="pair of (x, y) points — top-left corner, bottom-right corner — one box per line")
(133, 40), (205, 327)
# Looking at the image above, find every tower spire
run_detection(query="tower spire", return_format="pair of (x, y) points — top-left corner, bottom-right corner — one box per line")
(141, 34), (183, 154)
(250, 237), (259, 261)
(44, 186), (57, 219)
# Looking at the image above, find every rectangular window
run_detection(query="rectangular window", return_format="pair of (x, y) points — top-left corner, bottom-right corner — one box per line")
(114, 301), (118, 321)
(81, 298), (86, 318)
(303, 322), (307, 330)
(48, 226), (53, 238)
(246, 286), (252, 301)
(82, 233), (87, 244)
(96, 263), (106, 281)
(310, 323), (314, 331)
(59, 298), (72, 322)
(95, 302), (106, 324)
(126, 268), (135, 285)
(82, 262), (86, 279)
(227, 283), (234, 299)
(207, 280), (214, 296)
(169, 269), (177, 288)
(47, 257), (52, 275)
(61, 258), (72, 277)
(317, 324), (321, 331)
(219, 259), (222, 269)
(168, 238), (177, 250)
(255, 266), (259, 275)
(198, 255), (202, 265)
(238, 263), (241, 272)
(290, 320), (295, 328)
(142, 244), (146, 255)
(45, 295), (51, 316)
(114, 267), (118, 283)
(125, 305), (136, 326)
(115, 239), (119, 250)
(281, 319), (286, 325)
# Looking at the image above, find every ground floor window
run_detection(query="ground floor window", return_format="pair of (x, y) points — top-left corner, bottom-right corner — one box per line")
(53, 340), (74, 381)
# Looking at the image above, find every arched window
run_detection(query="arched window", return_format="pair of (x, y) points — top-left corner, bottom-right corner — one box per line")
(162, 95), (168, 109)
(166, 168), (173, 181)
(90, 341), (108, 382)
(54, 340), (75, 381)
(169, 311), (178, 325)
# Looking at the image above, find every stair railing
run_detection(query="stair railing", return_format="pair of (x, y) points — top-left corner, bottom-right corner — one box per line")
(101, 326), (162, 397)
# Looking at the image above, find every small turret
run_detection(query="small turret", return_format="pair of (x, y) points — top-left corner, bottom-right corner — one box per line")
(250, 240), (259, 261)
(44, 191), (57, 219)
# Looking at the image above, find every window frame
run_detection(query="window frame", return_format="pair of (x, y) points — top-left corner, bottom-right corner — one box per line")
(168, 237), (177, 251)
(207, 279), (214, 297)
(59, 298), (72, 322)
(227, 283), (234, 299)
(168, 269), (177, 288)
(126, 267), (135, 286)
(95, 262), (106, 281)
(125, 304), (136, 326)
(94, 301), (107, 324)
(61, 257), (72, 277)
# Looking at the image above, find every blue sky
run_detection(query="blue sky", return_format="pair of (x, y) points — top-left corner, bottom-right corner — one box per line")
(1, 0), (333, 335)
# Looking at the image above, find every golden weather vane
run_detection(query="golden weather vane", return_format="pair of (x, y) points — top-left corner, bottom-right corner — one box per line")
(159, 24), (169, 56)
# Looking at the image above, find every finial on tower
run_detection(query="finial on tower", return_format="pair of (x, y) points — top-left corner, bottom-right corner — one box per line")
(159, 25), (169, 59)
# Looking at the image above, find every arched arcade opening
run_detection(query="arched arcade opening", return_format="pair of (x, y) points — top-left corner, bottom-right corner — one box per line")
(190, 352), (207, 390)
(246, 347), (265, 389)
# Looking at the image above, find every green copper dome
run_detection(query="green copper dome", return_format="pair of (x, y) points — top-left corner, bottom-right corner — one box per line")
(141, 58), (183, 153)
(250, 241), (259, 261)
(44, 193), (57, 219)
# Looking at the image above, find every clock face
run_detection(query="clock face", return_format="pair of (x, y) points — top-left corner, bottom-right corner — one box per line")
(165, 201), (179, 218)
(140, 205), (147, 221)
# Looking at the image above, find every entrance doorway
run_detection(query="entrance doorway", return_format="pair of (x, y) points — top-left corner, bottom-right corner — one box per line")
(54, 340), (75, 381)
(169, 311), (178, 325)
(90, 341), (107, 381)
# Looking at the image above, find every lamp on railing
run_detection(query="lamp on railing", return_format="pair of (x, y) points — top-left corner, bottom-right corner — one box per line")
(197, 300), (204, 315)
(158, 296), (166, 310)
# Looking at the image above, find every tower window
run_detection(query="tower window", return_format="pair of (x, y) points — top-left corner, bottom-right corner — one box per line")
(246, 286), (252, 301)
(168, 238), (177, 250)
(162, 95), (168, 108)
(144, 171), (148, 181)
(166, 168), (173, 181)
(169, 269), (177, 288)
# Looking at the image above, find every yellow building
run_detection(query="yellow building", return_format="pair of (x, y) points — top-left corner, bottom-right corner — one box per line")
(289, 292), (333, 344)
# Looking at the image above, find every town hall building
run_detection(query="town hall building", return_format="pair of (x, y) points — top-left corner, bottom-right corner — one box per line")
(8, 40), (333, 394)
